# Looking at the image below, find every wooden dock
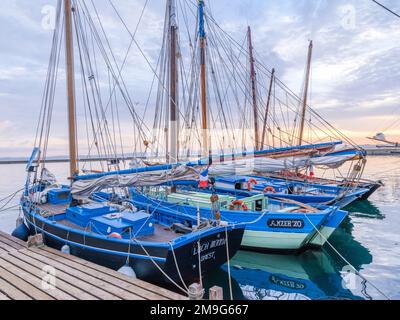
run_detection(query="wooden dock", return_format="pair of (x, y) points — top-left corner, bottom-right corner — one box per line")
(0, 231), (187, 300)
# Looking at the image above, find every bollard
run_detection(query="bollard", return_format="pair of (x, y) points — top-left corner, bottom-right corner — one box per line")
(209, 286), (223, 300)
(188, 283), (204, 300)
(27, 234), (44, 248)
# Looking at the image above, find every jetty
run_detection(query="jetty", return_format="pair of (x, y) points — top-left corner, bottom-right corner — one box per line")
(362, 145), (400, 156)
(0, 231), (186, 300)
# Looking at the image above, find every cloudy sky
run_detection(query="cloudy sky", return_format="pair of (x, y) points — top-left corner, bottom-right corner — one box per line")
(0, 0), (399, 157)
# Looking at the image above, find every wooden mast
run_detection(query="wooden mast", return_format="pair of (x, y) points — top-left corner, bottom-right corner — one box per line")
(169, 0), (178, 164)
(261, 68), (275, 149)
(199, 0), (209, 157)
(298, 40), (313, 146)
(247, 26), (260, 151)
(64, 0), (78, 178)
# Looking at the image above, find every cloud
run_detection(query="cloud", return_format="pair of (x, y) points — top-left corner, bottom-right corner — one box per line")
(0, 67), (29, 80)
(0, 120), (12, 132)
(0, 0), (400, 157)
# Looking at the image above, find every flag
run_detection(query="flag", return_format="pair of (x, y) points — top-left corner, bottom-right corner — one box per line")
(199, 168), (209, 188)
(309, 165), (315, 178)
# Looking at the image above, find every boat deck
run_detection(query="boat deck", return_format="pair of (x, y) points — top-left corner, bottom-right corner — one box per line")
(139, 224), (180, 242)
(0, 231), (186, 300)
(56, 219), (180, 243)
(36, 203), (70, 218)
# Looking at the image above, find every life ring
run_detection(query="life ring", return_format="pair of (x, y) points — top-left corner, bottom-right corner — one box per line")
(292, 209), (308, 213)
(229, 200), (249, 211)
(109, 232), (122, 240)
(297, 172), (315, 180)
(263, 186), (277, 194)
(247, 178), (258, 191)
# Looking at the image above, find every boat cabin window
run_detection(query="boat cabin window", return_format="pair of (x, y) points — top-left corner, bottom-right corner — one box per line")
(235, 182), (242, 190)
(255, 200), (263, 212)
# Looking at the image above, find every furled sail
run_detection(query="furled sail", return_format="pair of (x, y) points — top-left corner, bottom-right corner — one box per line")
(72, 164), (199, 198)
(71, 143), (363, 197)
(209, 146), (362, 176)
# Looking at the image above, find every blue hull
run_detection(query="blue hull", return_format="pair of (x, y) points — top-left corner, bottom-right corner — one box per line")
(130, 192), (340, 251)
(20, 200), (245, 286)
(210, 175), (368, 208)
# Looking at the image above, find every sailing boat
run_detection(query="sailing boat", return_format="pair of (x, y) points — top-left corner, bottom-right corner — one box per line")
(193, 175), (368, 209)
(14, 0), (245, 288)
(145, 1), (375, 209)
(131, 186), (348, 251)
(245, 38), (382, 200)
(123, 0), (352, 252)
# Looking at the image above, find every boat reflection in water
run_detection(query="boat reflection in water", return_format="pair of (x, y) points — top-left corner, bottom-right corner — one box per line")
(218, 249), (369, 300)
(203, 206), (379, 300)
(345, 200), (385, 220)
(211, 214), (376, 301)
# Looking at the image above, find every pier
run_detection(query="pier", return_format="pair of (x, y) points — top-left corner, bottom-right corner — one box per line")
(0, 231), (187, 300)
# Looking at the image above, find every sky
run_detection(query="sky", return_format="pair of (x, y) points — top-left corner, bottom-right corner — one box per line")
(0, 0), (399, 157)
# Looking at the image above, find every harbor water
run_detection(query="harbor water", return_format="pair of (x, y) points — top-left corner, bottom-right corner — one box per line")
(1, 156), (399, 300)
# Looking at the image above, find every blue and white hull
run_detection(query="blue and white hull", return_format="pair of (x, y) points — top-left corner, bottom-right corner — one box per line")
(130, 192), (337, 252)
(309, 209), (349, 247)
(211, 176), (368, 209)
(20, 199), (245, 286)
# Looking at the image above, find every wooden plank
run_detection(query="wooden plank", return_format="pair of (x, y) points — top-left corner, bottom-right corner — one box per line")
(23, 249), (143, 300)
(0, 265), (53, 300)
(0, 278), (32, 300)
(0, 256), (75, 300)
(41, 246), (187, 300)
(0, 291), (10, 300)
(0, 231), (186, 301)
(30, 248), (166, 300)
(0, 247), (8, 256)
(9, 250), (119, 300)
(0, 241), (19, 254)
(0, 231), (27, 247)
(0, 234), (26, 250)
(3, 252), (97, 300)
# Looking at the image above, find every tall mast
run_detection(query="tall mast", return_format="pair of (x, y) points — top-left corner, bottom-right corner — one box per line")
(64, 0), (78, 178)
(248, 26), (260, 151)
(261, 68), (275, 149)
(169, 0), (178, 164)
(298, 40), (313, 146)
(199, 0), (209, 157)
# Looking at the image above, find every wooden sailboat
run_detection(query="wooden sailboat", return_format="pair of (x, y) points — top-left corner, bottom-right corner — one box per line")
(245, 38), (382, 200)
(127, 0), (351, 252)
(14, 0), (245, 289)
(185, 30), (370, 208)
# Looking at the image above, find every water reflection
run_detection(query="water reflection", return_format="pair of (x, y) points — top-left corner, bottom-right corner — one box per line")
(203, 215), (375, 300)
(345, 200), (385, 220)
(1, 162), (397, 300)
(219, 250), (364, 300)
(326, 223), (373, 272)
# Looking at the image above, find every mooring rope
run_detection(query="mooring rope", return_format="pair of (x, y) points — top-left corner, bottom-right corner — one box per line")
(225, 226), (234, 301)
(0, 188), (24, 211)
(169, 243), (190, 292)
(131, 237), (189, 295)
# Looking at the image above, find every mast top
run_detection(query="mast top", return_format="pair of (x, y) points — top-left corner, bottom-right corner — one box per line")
(298, 40), (314, 146)
(199, 0), (205, 38)
(169, 0), (177, 28)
